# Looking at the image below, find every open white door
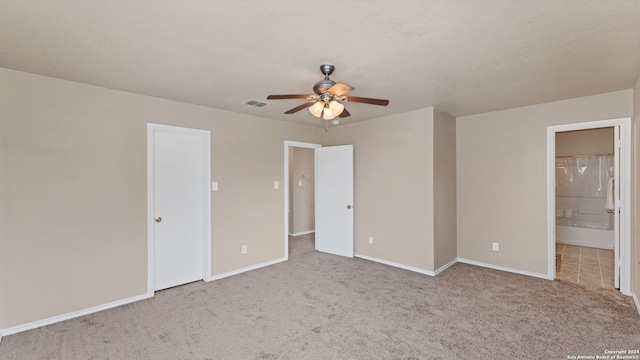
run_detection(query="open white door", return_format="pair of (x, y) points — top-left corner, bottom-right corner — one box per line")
(315, 145), (354, 258)
(613, 125), (621, 288)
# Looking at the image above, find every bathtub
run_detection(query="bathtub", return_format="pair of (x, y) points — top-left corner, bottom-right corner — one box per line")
(555, 225), (613, 250)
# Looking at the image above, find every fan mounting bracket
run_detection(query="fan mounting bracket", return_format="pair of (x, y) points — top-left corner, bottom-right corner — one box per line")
(320, 64), (334, 77)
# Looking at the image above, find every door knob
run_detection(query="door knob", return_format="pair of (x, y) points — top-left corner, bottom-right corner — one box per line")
(155, 217), (162, 222)
(346, 205), (352, 209)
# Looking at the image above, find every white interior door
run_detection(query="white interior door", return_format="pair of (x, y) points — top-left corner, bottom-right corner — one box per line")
(613, 125), (621, 288)
(315, 145), (354, 257)
(150, 125), (208, 291)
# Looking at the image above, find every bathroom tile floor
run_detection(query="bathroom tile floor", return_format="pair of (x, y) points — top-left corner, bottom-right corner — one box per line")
(556, 243), (615, 289)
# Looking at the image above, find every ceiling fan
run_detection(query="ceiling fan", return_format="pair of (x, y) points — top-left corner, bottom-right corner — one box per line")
(267, 64), (389, 125)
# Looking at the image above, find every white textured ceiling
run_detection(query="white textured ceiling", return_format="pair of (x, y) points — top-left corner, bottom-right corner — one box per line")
(1, 1), (640, 127)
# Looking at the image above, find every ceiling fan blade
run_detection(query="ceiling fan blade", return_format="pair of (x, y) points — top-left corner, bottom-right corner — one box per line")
(327, 82), (354, 96)
(284, 101), (316, 114)
(267, 94), (314, 100)
(343, 96), (389, 106)
(338, 107), (351, 118)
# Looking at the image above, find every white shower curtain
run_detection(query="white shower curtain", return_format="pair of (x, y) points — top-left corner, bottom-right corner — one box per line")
(555, 154), (614, 230)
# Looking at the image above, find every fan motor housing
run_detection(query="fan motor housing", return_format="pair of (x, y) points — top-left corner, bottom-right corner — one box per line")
(313, 78), (336, 95)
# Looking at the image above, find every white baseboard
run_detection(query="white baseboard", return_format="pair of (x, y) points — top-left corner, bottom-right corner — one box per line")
(355, 253), (436, 276)
(434, 258), (458, 275)
(0, 292), (153, 338)
(632, 293), (640, 316)
(457, 258), (549, 280)
(207, 257), (287, 281)
(288, 230), (315, 237)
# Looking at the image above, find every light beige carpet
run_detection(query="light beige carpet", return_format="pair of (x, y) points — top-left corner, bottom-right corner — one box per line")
(1, 234), (639, 359)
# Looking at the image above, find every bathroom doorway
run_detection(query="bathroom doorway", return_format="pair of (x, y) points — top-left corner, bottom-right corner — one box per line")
(554, 127), (615, 289)
(547, 118), (631, 295)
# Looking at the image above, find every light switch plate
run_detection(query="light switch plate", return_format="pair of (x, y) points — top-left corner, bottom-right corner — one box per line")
(274, 181), (279, 189)
(211, 182), (218, 191)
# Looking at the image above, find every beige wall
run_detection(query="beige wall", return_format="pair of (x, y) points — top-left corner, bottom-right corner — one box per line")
(324, 109), (435, 271)
(290, 147), (315, 234)
(0, 68), (322, 330)
(634, 76), (640, 299)
(433, 110), (457, 270)
(555, 127), (614, 157)
(457, 90), (633, 275)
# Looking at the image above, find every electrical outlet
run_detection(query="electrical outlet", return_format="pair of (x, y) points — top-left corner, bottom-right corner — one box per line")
(241, 245), (247, 254)
(368, 236), (374, 244)
(492, 242), (499, 251)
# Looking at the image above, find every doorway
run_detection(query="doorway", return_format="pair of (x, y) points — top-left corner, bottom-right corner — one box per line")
(288, 146), (316, 237)
(283, 141), (354, 259)
(284, 141), (321, 259)
(547, 118), (631, 295)
(147, 124), (211, 292)
(554, 127), (615, 288)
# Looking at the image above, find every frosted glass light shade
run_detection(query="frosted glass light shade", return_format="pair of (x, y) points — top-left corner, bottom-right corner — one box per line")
(309, 102), (324, 117)
(328, 100), (344, 115)
(322, 107), (336, 120)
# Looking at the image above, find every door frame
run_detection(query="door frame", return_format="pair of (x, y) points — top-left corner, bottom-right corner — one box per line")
(546, 117), (631, 295)
(284, 141), (322, 259)
(147, 123), (212, 295)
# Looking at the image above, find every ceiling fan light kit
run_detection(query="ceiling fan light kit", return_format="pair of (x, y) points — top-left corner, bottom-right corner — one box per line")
(315, 100), (344, 120)
(267, 64), (389, 127)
